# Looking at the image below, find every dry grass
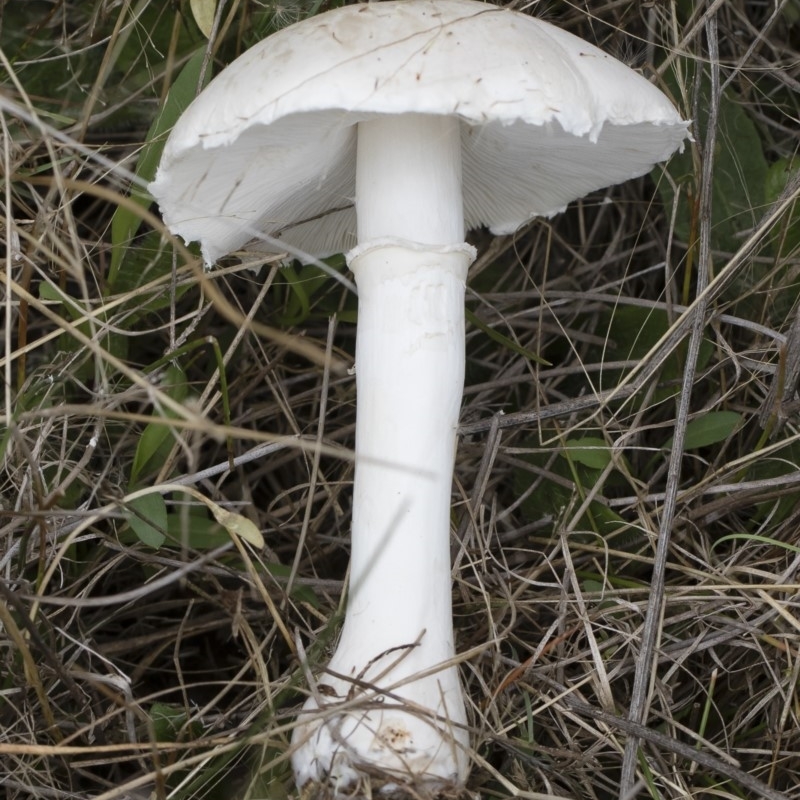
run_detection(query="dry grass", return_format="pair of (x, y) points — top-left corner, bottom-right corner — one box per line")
(2, 1), (800, 799)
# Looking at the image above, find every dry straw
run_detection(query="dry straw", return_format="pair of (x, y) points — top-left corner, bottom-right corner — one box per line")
(1, 1), (799, 799)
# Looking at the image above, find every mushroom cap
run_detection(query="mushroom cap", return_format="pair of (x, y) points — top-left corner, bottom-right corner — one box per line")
(150, 0), (689, 265)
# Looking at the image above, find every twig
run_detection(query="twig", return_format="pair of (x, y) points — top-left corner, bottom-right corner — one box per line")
(619, 13), (721, 794)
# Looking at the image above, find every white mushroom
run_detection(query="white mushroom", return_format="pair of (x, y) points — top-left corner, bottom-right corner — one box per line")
(149, 0), (689, 795)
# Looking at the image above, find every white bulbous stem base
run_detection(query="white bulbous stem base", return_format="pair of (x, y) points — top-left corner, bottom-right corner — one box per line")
(292, 115), (473, 795)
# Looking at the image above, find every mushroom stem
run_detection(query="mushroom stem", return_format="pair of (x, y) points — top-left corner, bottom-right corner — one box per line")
(356, 114), (465, 245)
(346, 112), (468, 664)
(291, 113), (474, 792)
(346, 243), (469, 674)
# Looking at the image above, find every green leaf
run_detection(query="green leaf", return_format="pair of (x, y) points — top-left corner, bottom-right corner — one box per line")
(105, 229), (177, 300)
(38, 282), (85, 321)
(130, 365), (188, 484)
(603, 305), (714, 406)
(514, 432), (626, 539)
(205, 501), (264, 549)
(109, 48), (209, 287)
(713, 533), (800, 555)
(38, 282), (130, 367)
(561, 436), (612, 470)
(167, 508), (230, 549)
(131, 422), (174, 485)
(781, 0), (800, 25)
(665, 410), (742, 451)
(149, 701), (201, 741)
(764, 157), (800, 260)
(276, 256), (351, 325)
(466, 307), (549, 366)
(277, 264), (312, 325)
(190, 0), (218, 38)
(263, 561), (319, 607)
(657, 66), (768, 254)
(126, 493), (168, 548)
(154, 483), (265, 550)
(746, 439), (800, 526)
(587, 503), (628, 539)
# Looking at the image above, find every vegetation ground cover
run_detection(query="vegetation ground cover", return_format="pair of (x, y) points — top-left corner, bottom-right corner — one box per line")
(1, 1), (799, 798)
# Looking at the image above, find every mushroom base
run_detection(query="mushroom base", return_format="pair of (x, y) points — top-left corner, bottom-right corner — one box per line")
(291, 665), (469, 798)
